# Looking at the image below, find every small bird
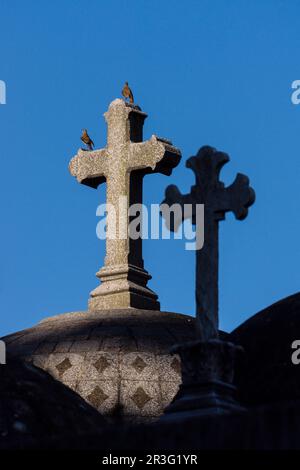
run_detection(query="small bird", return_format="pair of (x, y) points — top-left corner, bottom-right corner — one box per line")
(122, 81), (134, 104)
(81, 129), (94, 150)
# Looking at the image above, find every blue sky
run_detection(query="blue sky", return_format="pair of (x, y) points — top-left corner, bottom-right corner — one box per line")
(0, 0), (299, 336)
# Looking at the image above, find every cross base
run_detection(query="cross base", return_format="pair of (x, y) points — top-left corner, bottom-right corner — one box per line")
(88, 264), (160, 311)
(161, 339), (245, 421)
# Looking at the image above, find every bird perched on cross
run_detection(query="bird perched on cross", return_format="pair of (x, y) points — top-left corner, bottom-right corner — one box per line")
(122, 82), (134, 104)
(81, 129), (94, 150)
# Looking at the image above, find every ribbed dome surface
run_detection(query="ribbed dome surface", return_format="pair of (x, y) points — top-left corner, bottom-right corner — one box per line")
(3, 309), (196, 423)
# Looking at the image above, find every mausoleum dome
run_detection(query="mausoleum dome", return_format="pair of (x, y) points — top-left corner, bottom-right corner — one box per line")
(4, 309), (196, 423)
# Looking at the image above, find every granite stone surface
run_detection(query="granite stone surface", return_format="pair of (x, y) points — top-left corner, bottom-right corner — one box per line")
(2, 309), (195, 423)
(69, 99), (181, 311)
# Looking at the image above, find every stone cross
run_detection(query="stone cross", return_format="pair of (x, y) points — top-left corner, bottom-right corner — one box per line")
(69, 99), (181, 311)
(162, 146), (255, 340)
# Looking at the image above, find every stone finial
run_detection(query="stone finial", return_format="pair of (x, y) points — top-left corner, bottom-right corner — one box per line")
(69, 99), (181, 311)
(162, 145), (255, 339)
(160, 145), (255, 419)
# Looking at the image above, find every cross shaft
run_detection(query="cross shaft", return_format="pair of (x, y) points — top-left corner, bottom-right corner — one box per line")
(162, 146), (255, 339)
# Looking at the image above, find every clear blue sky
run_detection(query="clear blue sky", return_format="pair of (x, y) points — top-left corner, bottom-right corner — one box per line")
(1, 0), (299, 336)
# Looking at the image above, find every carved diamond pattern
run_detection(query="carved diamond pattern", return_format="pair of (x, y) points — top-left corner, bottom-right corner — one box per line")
(87, 386), (109, 408)
(131, 356), (147, 373)
(94, 356), (110, 373)
(171, 357), (181, 375)
(55, 357), (72, 377)
(131, 387), (151, 410)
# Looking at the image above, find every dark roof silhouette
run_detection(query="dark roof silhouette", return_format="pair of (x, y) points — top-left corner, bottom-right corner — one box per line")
(2, 293), (300, 450)
(0, 357), (105, 449)
(230, 292), (300, 406)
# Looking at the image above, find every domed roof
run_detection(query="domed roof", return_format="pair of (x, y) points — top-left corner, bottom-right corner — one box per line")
(0, 357), (105, 449)
(3, 309), (196, 423)
(230, 292), (300, 406)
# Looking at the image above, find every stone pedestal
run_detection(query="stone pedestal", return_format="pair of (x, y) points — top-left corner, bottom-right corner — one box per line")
(162, 339), (245, 420)
(89, 264), (160, 310)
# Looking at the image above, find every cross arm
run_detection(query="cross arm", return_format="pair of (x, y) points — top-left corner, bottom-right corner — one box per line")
(69, 148), (108, 189)
(214, 173), (256, 220)
(128, 136), (181, 176)
(183, 146), (255, 221)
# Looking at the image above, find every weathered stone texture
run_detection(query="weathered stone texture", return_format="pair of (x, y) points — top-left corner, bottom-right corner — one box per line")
(69, 99), (181, 311)
(2, 309), (195, 423)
